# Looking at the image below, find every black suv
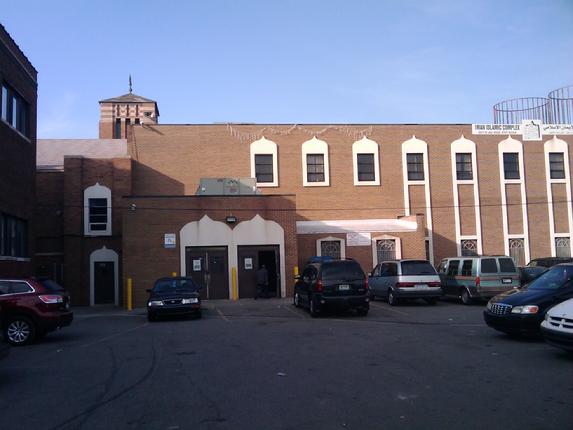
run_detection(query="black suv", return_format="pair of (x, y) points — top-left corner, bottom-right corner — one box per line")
(293, 259), (369, 317)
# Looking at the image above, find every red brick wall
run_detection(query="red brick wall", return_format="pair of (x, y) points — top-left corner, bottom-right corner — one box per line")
(0, 26), (37, 276)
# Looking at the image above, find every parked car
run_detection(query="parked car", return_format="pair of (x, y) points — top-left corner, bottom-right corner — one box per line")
(368, 259), (442, 305)
(484, 263), (573, 336)
(294, 259), (369, 317)
(147, 277), (202, 321)
(437, 256), (520, 304)
(519, 257), (573, 286)
(540, 298), (573, 352)
(0, 278), (73, 346)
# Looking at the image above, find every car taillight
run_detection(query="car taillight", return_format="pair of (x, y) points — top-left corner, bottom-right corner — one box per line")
(364, 279), (369, 290)
(395, 282), (415, 288)
(38, 295), (64, 304)
(316, 278), (324, 292)
(428, 282), (441, 287)
(475, 276), (480, 288)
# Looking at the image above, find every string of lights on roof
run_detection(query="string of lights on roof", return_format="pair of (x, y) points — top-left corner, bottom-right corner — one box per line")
(226, 123), (374, 142)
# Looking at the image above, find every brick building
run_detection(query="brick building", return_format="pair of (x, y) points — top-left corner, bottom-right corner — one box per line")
(36, 90), (573, 307)
(0, 24), (37, 277)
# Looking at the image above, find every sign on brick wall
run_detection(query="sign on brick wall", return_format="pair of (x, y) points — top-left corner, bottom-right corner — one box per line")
(347, 232), (371, 246)
(164, 233), (176, 249)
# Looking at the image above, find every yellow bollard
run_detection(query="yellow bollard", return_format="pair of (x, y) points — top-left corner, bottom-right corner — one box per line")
(294, 266), (299, 277)
(172, 272), (177, 277)
(127, 278), (133, 311)
(231, 267), (238, 301)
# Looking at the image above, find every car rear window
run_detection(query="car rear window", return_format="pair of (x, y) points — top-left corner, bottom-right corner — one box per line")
(40, 279), (65, 292)
(401, 261), (437, 276)
(481, 258), (498, 273)
(498, 258), (517, 273)
(321, 262), (364, 280)
(154, 278), (198, 292)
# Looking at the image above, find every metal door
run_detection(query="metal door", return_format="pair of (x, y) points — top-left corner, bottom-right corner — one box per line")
(185, 247), (229, 299)
(94, 261), (114, 304)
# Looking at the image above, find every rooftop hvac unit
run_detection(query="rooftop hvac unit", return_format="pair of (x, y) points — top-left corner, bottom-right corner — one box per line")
(196, 178), (259, 196)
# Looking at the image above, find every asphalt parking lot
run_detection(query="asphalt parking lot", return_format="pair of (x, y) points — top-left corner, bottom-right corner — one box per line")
(1, 298), (572, 430)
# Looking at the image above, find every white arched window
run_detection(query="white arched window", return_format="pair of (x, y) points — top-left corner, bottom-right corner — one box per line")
(352, 137), (380, 186)
(250, 137), (279, 187)
(302, 137), (330, 186)
(84, 183), (112, 236)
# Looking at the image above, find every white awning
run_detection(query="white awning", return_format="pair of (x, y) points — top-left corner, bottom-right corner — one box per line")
(296, 219), (417, 235)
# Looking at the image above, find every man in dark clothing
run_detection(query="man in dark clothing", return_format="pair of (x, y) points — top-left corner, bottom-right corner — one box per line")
(255, 265), (268, 299)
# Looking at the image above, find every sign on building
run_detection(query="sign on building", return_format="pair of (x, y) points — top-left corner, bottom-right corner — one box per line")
(164, 233), (176, 249)
(347, 232), (371, 246)
(472, 121), (573, 139)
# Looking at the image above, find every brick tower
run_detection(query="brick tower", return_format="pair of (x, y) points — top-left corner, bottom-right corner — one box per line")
(98, 77), (159, 139)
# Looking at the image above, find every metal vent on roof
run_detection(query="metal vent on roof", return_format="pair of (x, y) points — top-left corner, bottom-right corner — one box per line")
(196, 178), (259, 195)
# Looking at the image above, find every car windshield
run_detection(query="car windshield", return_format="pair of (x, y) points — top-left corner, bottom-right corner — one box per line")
(401, 261), (437, 275)
(153, 278), (198, 292)
(528, 265), (573, 290)
(322, 262), (364, 280)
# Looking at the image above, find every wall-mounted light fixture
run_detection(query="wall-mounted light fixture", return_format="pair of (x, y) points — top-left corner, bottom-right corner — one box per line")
(225, 215), (237, 224)
(129, 203), (137, 212)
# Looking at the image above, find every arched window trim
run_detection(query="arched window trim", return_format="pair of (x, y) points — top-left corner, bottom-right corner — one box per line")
(316, 236), (346, 259)
(84, 183), (112, 236)
(250, 137), (279, 187)
(352, 137), (380, 186)
(302, 137), (330, 187)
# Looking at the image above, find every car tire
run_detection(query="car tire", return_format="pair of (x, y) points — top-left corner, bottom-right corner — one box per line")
(369, 291), (376, 301)
(425, 298), (437, 305)
(388, 289), (399, 306)
(4, 316), (36, 346)
(460, 288), (472, 305)
(294, 292), (301, 308)
(309, 298), (319, 318)
(147, 313), (157, 322)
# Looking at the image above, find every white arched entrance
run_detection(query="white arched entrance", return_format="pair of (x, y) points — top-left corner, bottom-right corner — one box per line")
(179, 214), (286, 298)
(89, 246), (119, 306)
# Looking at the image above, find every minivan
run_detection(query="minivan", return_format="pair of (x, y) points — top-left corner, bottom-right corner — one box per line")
(368, 259), (442, 305)
(294, 259), (369, 317)
(437, 256), (520, 304)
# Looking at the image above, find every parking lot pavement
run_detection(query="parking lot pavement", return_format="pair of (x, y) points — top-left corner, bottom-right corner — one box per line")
(1, 298), (572, 430)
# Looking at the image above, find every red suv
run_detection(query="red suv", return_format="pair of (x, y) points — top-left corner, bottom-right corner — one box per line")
(0, 278), (73, 345)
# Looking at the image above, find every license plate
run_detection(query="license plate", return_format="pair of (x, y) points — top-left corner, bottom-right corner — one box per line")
(502, 278), (512, 284)
(415, 284), (429, 289)
(339, 284), (350, 291)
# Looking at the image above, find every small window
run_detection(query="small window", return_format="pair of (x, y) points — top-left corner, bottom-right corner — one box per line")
(407, 153), (425, 181)
(357, 153), (375, 182)
(461, 240), (478, 257)
(456, 153), (473, 180)
(89, 198), (108, 231)
(1, 85), (7, 121)
(135, 118), (140, 125)
(549, 153), (565, 180)
(481, 258), (498, 273)
(503, 153), (520, 180)
(114, 119), (121, 138)
(307, 154), (325, 183)
(499, 258), (517, 273)
(461, 260), (473, 276)
(447, 260), (460, 276)
(144, 111), (152, 117)
(556, 237), (571, 258)
(254, 154), (274, 183)
(0, 212), (28, 258)
(320, 240), (341, 259)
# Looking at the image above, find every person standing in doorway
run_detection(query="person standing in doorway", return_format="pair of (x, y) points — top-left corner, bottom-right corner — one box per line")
(255, 264), (268, 299)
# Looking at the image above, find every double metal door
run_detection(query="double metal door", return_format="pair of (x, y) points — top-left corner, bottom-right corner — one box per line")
(185, 247), (229, 299)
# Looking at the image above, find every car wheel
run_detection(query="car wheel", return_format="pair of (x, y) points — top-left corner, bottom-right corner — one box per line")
(425, 298), (437, 305)
(294, 292), (301, 308)
(388, 289), (399, 306)
(4, 316), (36, 346)
(147, 313), (157, 322)
(309, 298), (319, 318)
(460, 288), (472, 305)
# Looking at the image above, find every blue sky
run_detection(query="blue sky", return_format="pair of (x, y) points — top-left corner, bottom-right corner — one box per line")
(2, 0), (573, 138)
